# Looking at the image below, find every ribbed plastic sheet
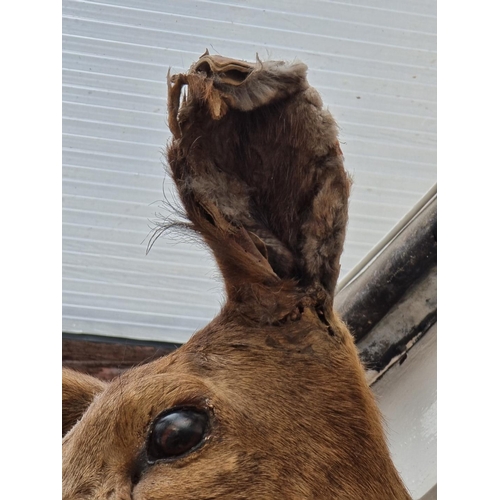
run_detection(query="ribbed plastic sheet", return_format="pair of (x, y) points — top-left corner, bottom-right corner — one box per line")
(62, 0), (436, 342)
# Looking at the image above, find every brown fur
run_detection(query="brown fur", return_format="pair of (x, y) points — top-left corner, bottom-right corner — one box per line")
(63, 53), (411, 499)
(62, 368), (106, 437)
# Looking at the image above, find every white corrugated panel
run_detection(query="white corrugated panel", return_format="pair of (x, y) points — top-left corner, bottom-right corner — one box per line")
(62, 0), (436, 343)
(373, 324), (437, 499)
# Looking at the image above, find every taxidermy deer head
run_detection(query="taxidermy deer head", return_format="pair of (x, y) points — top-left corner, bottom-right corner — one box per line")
(62, 52), (411, 499)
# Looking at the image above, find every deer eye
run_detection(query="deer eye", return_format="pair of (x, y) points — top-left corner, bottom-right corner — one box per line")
(147, 409), (209, 462)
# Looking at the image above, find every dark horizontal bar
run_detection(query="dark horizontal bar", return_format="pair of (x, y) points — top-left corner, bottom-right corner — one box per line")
(62, 332), (181, 350)
(62, 333), (180, 380)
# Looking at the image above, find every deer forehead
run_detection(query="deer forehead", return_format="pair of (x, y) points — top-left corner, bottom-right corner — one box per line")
(64, 313), (346, 452)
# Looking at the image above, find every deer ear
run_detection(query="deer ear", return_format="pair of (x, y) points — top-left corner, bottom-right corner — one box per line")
(166, 55), (350, 312)
(62, 369), (106, 437)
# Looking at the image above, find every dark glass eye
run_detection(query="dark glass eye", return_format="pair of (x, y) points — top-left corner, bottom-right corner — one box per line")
(147, 409), (209, 462)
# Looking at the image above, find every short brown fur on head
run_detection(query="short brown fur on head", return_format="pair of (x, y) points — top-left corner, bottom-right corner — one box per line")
(63, 53), (411, 499)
